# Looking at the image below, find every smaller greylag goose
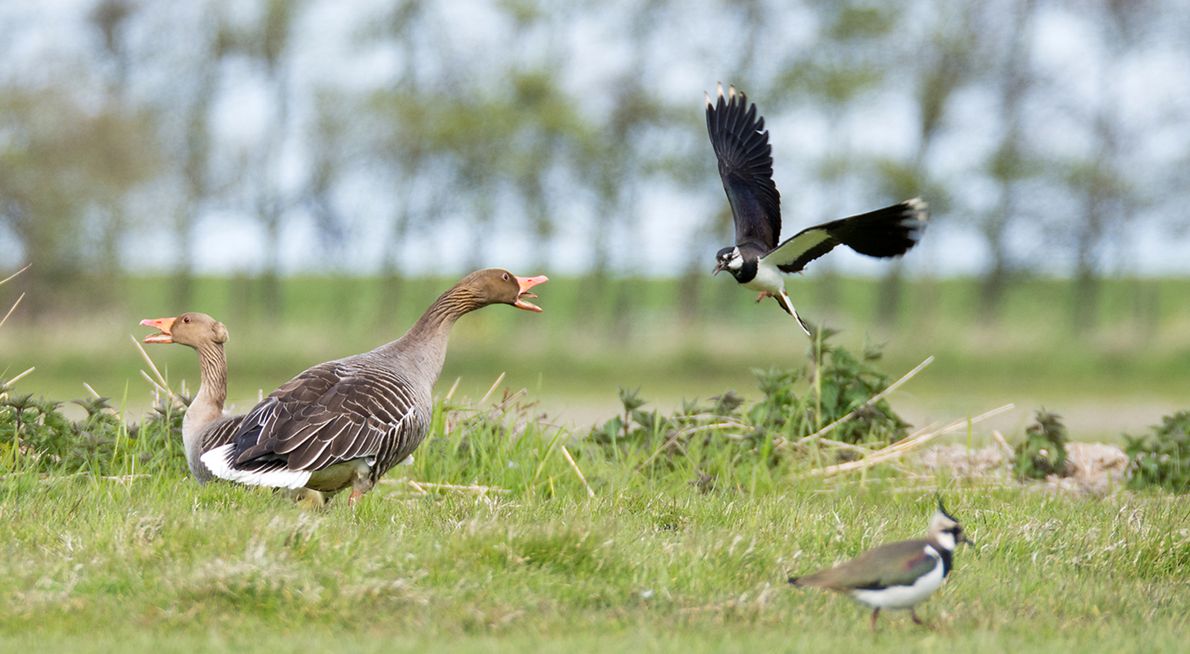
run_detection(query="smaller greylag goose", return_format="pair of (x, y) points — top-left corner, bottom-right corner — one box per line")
(141, 312), (243, 483)
(201, 269), (548, 504)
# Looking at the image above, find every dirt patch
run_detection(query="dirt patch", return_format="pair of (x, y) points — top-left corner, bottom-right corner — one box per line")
(916, 442), (1130, 495)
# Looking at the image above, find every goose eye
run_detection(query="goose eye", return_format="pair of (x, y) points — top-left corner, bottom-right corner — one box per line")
(502, 273), (510, 281)
(183, 316), (191, 323)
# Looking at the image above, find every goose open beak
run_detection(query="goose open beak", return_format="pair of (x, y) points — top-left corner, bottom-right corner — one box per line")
(140, 316), (176, 344)
(513, 275), (548, 313)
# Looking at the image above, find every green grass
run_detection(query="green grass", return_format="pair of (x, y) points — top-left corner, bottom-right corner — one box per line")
(1, 387), (1187, 653)
(1, 463), (1186, 651)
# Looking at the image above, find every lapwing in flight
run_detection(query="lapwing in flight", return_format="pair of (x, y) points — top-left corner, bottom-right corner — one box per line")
(788, 498), (971, 631)
(705, 83), (928, 335)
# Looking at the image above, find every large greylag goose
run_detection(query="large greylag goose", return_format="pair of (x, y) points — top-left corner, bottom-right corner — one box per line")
(201, 269), (548, 504)
(140, 312), (243, 483)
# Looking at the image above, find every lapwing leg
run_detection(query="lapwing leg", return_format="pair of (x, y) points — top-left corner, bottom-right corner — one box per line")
(775, 290), (812, 336)
(869, 608), (880, 632)
(755, 291), (771, 303)
(910, 608), (930, 629)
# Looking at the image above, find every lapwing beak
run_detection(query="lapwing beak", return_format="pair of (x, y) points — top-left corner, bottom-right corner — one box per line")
(959, 532), (973, 546)
(140, 317), (177, 344)
(712, 261), (725, 275)
(513, 275), (548, 313)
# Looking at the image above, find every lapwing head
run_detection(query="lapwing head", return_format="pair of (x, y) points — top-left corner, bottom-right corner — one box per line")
(713, 246), (744, 276)
(928, 497), (972, 551)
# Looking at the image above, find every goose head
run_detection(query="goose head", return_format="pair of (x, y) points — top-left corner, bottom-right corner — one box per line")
(462, 269), (549, 313)
(140, 312), (229, 348)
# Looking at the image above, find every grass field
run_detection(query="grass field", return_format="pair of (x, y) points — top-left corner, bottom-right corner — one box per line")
(2, 275), (1188, 652)
(1, 398), (1186, 653)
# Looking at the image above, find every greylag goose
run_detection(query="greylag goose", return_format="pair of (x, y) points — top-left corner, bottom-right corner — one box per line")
(140, 312), (243, 483)
(201, 269), (548, 504)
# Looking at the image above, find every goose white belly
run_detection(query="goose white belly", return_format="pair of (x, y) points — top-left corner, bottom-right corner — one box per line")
(743, 261), (786, 295)
(849, 550), (946, 610)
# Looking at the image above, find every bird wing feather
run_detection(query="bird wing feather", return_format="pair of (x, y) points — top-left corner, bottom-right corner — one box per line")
(795, 539), (938, 590)
(764, 199), (928, 273)
(226, 360), (424, 476)
(706, 87), (782, 250)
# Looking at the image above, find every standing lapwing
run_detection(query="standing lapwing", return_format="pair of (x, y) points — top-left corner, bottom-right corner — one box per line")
(705, 83), (928, 335)
(788, 499), (971, 631)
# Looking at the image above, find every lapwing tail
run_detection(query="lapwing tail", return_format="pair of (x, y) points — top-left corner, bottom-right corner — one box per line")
(775, 291), (812, 336)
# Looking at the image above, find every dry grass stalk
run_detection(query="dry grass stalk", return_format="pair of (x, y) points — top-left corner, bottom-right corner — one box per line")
(385, 479), (509, 495)
(5, 366), (35, 388)
(0, 292), (25, 330)
(444, 377), (462, 402)
(790, 354), (934, 448)
(560, 444), (595, 498)
(479, 372), (506, 404)
(807, 403), (1016, 477)
(415, 481), (509, 494)
(0, 263), (30, 287)
(992, 429), (1014, 456)
(129, 335), (177, 401)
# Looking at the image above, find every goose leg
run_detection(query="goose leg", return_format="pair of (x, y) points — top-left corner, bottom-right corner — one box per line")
(347, 468), (375, 507)
(869, 608), (880, 632)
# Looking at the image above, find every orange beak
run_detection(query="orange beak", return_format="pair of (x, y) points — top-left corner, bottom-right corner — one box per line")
(140, 316), (177, 344)
(513, 275), (548, 313)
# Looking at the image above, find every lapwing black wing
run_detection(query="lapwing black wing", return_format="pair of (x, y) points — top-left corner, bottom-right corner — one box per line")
(788, 499), (972, 631)
(706, 83), (929, 336)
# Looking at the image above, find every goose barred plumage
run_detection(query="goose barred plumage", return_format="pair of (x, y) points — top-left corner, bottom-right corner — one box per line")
(201, 269), (548, 505)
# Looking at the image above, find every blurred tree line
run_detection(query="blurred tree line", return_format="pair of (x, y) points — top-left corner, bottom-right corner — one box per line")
(0, 0), (1186, 331)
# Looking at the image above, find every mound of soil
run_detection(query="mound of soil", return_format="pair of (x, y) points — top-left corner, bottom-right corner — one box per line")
(917, 442), (1129, 494)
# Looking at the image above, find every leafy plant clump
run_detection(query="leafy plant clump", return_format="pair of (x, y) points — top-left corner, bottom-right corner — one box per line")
(0, 391), (186, 476)
(588, 335), (910, 470)
(1124, 410), (1189, 492)
(1014, 409), (1069, 480)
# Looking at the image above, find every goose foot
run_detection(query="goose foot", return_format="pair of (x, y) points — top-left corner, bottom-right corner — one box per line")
(287, 487), (326, 509)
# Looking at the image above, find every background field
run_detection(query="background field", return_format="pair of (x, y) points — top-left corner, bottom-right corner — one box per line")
(4, 274), (1188, 442)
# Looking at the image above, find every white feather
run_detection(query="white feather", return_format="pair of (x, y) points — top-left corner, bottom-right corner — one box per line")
(200, 444), (312, 490)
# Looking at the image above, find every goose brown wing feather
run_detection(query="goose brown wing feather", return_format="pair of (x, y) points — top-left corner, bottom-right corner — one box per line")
(199, 415), (245, 453)
(228, 360), (423, 476)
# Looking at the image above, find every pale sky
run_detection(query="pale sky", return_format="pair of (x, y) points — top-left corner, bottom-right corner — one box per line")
(2, 0), (1187, 278)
